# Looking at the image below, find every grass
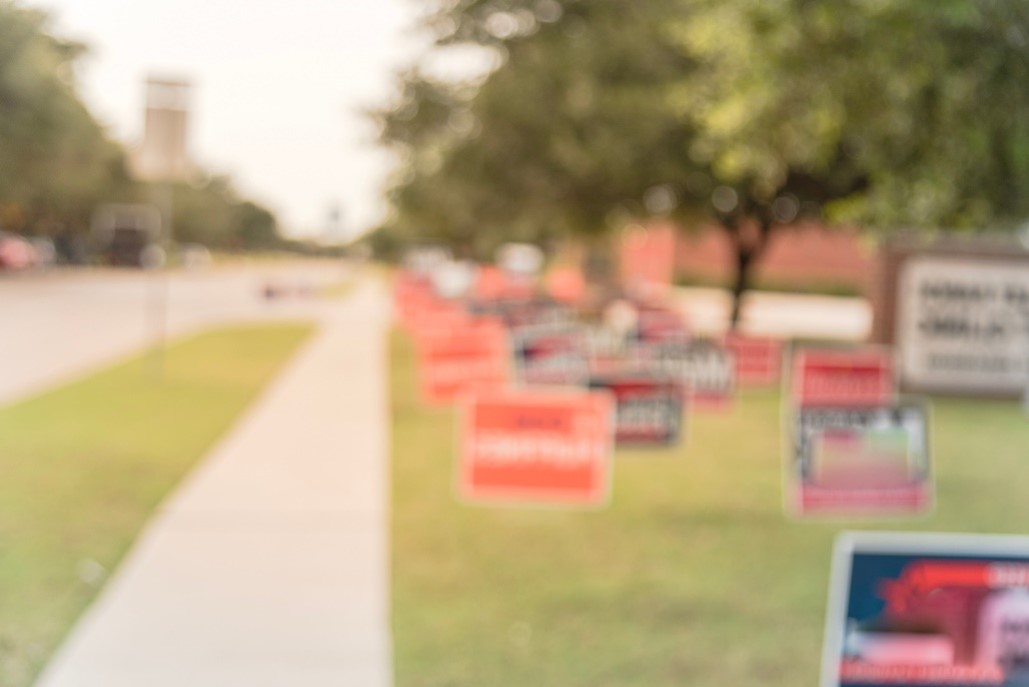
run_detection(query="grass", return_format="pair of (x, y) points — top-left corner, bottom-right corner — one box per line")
(675, 274), (865, 298)
(0, 323), (312, 686)
(390, 330), (1029, 686)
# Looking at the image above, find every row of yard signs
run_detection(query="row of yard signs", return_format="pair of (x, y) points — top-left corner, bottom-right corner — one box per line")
(394, 259), (765, 508)
(397, 258), (937, 519)
(398, 237), (1026, 687)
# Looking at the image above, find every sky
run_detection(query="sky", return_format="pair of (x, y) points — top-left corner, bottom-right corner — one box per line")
(38, 0), (439, 240)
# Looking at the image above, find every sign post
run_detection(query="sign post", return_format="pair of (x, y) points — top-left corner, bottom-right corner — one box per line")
(135, 76), (192, 378)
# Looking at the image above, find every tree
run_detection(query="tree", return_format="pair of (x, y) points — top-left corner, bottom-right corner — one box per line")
(0, 1), (285, 254)
(673, 0), (1029, 322)
(374, 0), (1029, 325)
(373, 0), (699, 259)
(0, 1), (134, 236)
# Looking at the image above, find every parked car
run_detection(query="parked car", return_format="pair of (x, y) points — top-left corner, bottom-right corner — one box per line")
(0, 231), (39, 270)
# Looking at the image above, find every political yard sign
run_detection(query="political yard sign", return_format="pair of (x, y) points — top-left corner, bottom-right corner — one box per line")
(822, 532), (1029, 687)
(457, 389), (614, 507)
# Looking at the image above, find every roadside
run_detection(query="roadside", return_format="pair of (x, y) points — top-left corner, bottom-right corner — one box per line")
(0, 259), (355, 407)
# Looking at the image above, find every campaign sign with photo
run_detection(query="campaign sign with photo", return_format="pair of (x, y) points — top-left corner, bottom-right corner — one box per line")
(725, 334), (783, 387)
(416, 319), (509, 405)
(458, 389), (614, 506)
(822, 532), (1029, 687)
(792, 349), (896, 407)
(641, 340), (736, 408)
(588, 373), (684, 447)
(791, 403), (932, 517)
(512, 324), (590, 387)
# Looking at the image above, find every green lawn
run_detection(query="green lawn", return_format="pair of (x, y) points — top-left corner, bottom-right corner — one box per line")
(0, 323), (312, 686)
(390, 331), (1029, 686)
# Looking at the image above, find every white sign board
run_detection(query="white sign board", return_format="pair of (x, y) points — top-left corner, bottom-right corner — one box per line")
(898, 256), (1029, 395)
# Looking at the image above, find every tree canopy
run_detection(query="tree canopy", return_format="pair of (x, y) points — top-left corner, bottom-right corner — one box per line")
(0, 0), (284, 252)
(373, 0), (1029, 297)
(0, 1), (132, 236)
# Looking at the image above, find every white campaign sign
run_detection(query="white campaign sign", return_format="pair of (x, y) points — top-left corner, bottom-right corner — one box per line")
(898, 256), (1029, 395)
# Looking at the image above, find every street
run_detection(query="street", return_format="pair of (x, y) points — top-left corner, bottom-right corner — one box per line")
(0, 261), (352, 406)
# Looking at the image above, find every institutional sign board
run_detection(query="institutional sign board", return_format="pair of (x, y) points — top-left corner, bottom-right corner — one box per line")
(897, 255), (1029, 396)
(789, 402), (932, 517)
(822, 531), (1029, 687)
(457, 389), (614, 506)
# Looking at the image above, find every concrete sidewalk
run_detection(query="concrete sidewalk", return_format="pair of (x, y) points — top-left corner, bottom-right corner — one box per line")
(36, 281), (392, 687)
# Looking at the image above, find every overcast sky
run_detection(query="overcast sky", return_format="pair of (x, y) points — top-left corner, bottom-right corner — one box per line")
(38, 0), (435, 240)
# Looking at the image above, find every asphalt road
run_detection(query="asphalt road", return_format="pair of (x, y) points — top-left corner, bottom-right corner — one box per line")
(0, 261), (353, 406)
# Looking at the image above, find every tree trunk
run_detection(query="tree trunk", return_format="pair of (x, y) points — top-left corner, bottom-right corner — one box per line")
(729, 246), (755, 330)
(726, 217), (774, 331)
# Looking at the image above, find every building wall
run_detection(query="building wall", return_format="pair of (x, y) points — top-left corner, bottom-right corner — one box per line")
(675, 223), (876, 295)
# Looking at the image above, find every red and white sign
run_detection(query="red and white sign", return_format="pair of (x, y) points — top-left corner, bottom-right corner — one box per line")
(416, 319), (509, 405)
(474, 265), (535, 301)
(791, 348), (895, 407)
(724, 334), (783, 387)
(458, 389), (614, 506)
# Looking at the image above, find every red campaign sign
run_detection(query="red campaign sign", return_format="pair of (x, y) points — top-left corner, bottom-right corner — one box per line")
(416, 319), (510, 405)
(791, 348), (895, 407)
(393, 272), (436, 326)
(619, 224), (677, 289)
(408, 305), (471, 343)
(473, 266), (508, 300)
(545, 266), (586, 304)
(474, 265), (536, 301)
(723, 334), (783, 387)
(458, 389), (614, 506)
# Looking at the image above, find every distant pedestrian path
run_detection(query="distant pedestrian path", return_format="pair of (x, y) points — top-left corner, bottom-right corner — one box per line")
(35, 279), (392, 687)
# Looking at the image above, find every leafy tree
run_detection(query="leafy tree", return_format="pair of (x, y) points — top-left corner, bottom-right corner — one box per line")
(0, 1), (284, 254)
(674, 0), (1029, 320)
(374, 0), (1029, 326)
(0, 1), (134, 236)
(374, 0), (697, 260)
